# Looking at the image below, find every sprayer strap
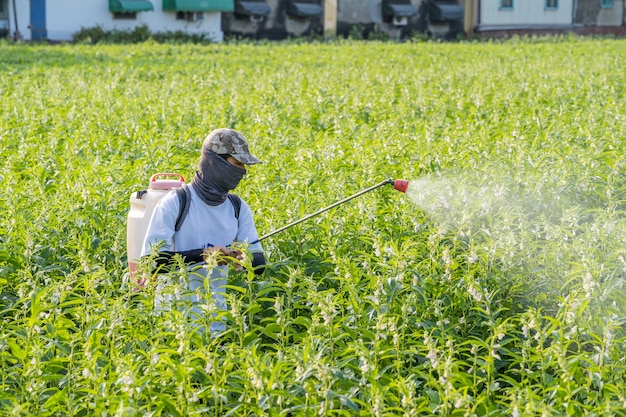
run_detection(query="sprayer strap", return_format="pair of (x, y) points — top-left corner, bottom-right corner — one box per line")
(174, 185), (241, 232)
(175, 184), (192, 232)
(229, 193), (242, 223)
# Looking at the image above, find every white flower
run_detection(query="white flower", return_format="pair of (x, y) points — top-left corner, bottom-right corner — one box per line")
(468, 285), (483, 302)
(427, 349), (438, 368)
(582, 272), (596, 296)
(359, 357), (372, 374)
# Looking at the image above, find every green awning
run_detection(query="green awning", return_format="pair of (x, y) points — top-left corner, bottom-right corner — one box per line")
(109, 0), (154, 12)
(163, 0), (234, 12)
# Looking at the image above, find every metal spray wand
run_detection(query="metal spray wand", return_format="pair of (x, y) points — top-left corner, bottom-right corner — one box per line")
(250, 178), (398, 245)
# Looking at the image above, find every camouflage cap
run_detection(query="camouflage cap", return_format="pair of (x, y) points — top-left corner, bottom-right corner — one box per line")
(203, 128), (262, 165)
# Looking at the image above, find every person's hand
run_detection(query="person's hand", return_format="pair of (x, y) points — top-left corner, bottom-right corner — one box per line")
(204, 246), (244, 270)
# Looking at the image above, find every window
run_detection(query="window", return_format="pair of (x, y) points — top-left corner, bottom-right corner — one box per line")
(601, 0), (614, 8)
(113, 12), (138, 19)
(176, 11), (204, 21)
(499, 0), (513, 10)
(0, 0), (7, 38)
(545, 0), (558, 9)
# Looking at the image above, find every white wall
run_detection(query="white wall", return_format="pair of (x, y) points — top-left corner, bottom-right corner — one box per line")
(480, 0), (573, 26)
(9, 0), (224, 41)
(7, 0), (29, 39)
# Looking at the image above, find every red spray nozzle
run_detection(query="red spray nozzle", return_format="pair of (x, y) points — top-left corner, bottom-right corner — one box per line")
(393, 179), (409, 193)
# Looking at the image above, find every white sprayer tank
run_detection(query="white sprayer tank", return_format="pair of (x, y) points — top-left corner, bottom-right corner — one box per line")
(127, 173), (185, 278)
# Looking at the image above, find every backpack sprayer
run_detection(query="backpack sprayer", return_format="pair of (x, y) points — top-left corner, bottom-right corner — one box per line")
(250, 178), (410, 245)
(127, 174), (411, 277)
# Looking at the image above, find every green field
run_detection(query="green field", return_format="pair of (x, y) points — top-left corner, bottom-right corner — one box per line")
(1, 37), (626, 416)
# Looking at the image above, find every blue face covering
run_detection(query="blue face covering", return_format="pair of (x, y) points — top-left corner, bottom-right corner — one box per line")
(190, 149), (246, 206)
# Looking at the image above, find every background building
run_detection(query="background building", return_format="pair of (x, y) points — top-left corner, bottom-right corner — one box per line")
(1, 0), (624, 42)
(4, 0), (227, 42)
(468, 0), (625, 37)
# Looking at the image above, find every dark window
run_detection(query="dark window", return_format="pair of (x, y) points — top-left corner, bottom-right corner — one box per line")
(176, 11), (204, 21)
(500, 0), (513, 9)
(545, 0), (558, 9)
(113, 12), (138, 19)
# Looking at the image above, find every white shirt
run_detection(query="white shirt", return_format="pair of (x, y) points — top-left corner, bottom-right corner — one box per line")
(141, 184), (263, 257)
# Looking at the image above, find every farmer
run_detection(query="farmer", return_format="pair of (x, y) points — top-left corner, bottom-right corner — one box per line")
(141, 128), (265, 333)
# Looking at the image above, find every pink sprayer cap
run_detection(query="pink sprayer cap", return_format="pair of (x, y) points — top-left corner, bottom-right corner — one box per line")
(394, 179), (409, 193)
(149, 173), (186, 190)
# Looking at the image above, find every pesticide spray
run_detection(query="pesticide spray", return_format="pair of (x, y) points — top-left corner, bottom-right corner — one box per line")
(396, 171), (626, 314)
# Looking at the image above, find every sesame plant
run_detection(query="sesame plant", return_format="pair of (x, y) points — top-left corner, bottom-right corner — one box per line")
(1, 36), (625, 416)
